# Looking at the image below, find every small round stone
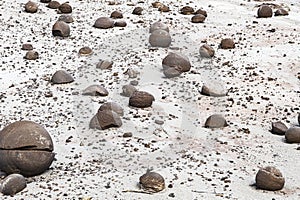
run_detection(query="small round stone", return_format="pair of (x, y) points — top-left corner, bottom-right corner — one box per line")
(110, 10), (123, 19)
(285, 127), (300, 143)
(82, 85), (108, 96)
(180, 6), (194, 15)
(274, 8), (289, 16)
(121, 84), (137, 97)
(114, 20), (127, 27)
(271, 121), (288, 135)
(199, 44), (215, 58)
(162, 52), (191, 72)
(99, 102), (124, 116)
(0, 174), (26, 196)
(191, 14), (206, 23)
(24, 50), (39, 60)
(24, 1), (38, 13)
(58, 15), (74, 23)
(51, 70), (74, 84)
(97, 110), (122, 130)
(257, 5), (273, 18)
(220, 38), (235, 49)
(47, 1), (60, 9)
(58, 3), (72, 14)
(139, 171), (165, 192)
(21, 43), (33, 50)
(94, 17), (114, 29)
(52, 21), (70, 37)
(149, 21), (169, 33)
(132, 7), (143, 15)
(255, 166), (285, 191)
(96, 60), (113, 70)
(149, 30), (172, 48)
(195, 9), (207, 17)
(129, 91), (155, 108)
(204, 114), (228, 128)
(78, 47), (93, 56)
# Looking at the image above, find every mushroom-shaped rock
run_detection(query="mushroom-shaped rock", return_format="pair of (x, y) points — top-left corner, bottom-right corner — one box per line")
(25, 1), (38, 13)
(220, 38), (235, 49)
(255, 166), (285, 191)
(149, 21), (169, 33)
(82, 85), (108, 96)
(149, 30), (172, 48)
(0, 121), (54, 177)
(191, 14), (206, 23)
(96, 110), (122, 130)
(162, 52), (191, 73)
(58, 15), (74, 23)
(94, 17), (114, 29)
(200, 83), (227, 97)
(285, 127), (300, 143)
(47, 1), (60, 9)
(96, 60), (113, 70)
(271, 121), (287, 135)
(274, 8), (289, 16)
(51, 70), (74, 84)
(99, 102), (124, 116)
(180, 6), (194, 15)
(129, 91), (155, 108)
(78, 47), (93, 56)
(205, 114), (228, 128)
(257, 5), (272, 18)
(52, 21), (70, 37)
(139, 171), (165, 192)
(58, 3), (72, 14)
(121, 84), (137, 97)
(24, 50), (39, 60)
(0, 174), (27, 196)
(199, 44), (215, 58)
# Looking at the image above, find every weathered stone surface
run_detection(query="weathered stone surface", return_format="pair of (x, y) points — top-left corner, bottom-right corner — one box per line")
(285, 127), (300, 143)
(139, 171), (165, 192)
(52, 21), (70, 37)
(271, 121), (288, 135)
(129, 91), (155, 108)
(94, 17), (114, 29)
(162, 52), (191, 73)
(255, 166), (285, 191)
(0, 174), (26, 196)
(257, 5), (273, 18)
(51, 70), (74, 84)
(204, 114), (228, 128)
(82, 85), (108, 96)
(96, 110), (122, 130)
(149, 30), (172, 48)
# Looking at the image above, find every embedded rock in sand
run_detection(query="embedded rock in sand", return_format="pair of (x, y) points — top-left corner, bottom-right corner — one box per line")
(255, 166), (285, 191)
(139, 171), (165, 192)
(205, 114), (228, 128)
(129, 91), (155, 108)
(51, 70), (74, 84)
(82, 85), (108, 96)
(0, 174), (26, 196)
(94, 17), (114, 29)
(149, 30), (172, 48)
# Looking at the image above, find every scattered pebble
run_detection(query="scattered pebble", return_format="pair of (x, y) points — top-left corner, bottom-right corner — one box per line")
(129, 91), (155, 108)
(78, 47), (93, 56)
(255, 166), (285, 191)
(0, 174), (26, 196)
(51, 70), (74, 84)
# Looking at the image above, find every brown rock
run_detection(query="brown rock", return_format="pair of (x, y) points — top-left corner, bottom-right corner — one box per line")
(58, 3), (72, 14)
(205, 114), (228, 128)
(152, 1), (163, 8)
(0, 174), (26, 196)
(162, 52), (191, 72)
(0, 121), (54, 177)
(195, 9), (207, 17)
(257, 5), (273, 18)
(274, 8), (289, 16)
(21, 44), (33, 50)
(58, 15), (74, 23)
(110, 10), (123, 19)
(255, 166), (285, 191)
(94, 17), (114, 29)
(24, 1), (38, 13)
(199, 44), (215, 58)
(96, 60), (113, 70)
(52, 21), (70, 37)
(89, 115), (101, 130)
(129, 91), (155, 108)
(99, 102), (124, 116)
(220, 38), (235, 49)
(82, 85), (108, 96)
(121, 84), (137, 97)
(47, 1), (60, 9)
(97, 110), (122, 130)
(149, 21), (169, 33)
(24, 50), (39, 60)
(139, 171), (165, 192)
(132, 7), (143, 15)
(191, 14), (206, 23)
(149, 30), (172, 48)
(180, 6), (194, 15)
(114, 20), (127, 27)
(51, 70), (74, 84)
(271, 121), (288, 135)
(78, 47), (93, 56)
(285, 127), (300, 143)
(158, 4), (170, 12)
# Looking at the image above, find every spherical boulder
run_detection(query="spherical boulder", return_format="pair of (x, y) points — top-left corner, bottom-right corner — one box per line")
(149, 30), (172, 48)
(139, 171), (165, 192)
(24, 1), (38, 13)
(257, 5), (272, 18)
(0, 121), (54, 177)
(255, 166), (285, 191)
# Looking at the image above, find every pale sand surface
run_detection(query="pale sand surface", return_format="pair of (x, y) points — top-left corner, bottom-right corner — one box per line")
(0, 0), (299, 199)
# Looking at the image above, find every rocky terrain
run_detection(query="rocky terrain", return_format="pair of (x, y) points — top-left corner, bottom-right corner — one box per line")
(0, 0), (299, 199)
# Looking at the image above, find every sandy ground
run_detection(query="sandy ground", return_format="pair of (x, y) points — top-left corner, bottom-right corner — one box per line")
(0, 0), (299, 199)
